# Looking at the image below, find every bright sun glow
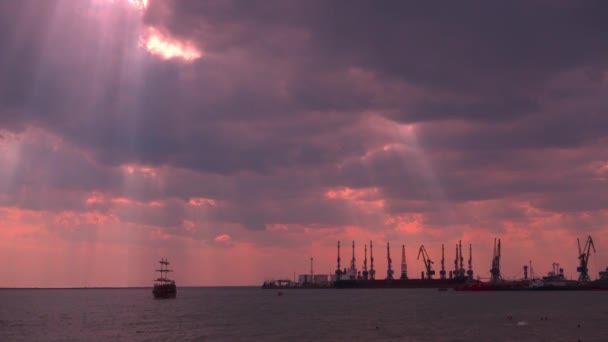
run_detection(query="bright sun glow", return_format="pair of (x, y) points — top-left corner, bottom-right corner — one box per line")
(101, 0), (202, 61)
(98, 0), (148, 10)
(141, 27), (202, 61)
(128, 0), (148, 10)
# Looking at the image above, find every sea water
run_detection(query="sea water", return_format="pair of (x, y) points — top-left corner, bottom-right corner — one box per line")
(1, 287), (607, 341)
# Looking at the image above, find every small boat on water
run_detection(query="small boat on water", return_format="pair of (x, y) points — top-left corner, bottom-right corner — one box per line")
(153, 258), (177, 299)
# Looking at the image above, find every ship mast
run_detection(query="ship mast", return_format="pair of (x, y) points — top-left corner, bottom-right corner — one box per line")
(156, 258), (172, 282)
(386, 242), (394, 280)
(369, 240), (376, 280)
(400, 244), (408, 280)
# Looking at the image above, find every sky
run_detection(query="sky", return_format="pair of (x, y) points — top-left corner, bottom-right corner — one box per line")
(0, 0), (607, 287)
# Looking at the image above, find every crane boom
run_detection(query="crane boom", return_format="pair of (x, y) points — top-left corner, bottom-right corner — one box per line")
(386, 242), (394, 280)
(489, 238), (502, 282)
(577, 235), (596, 282)
(417, 245), (435, 280)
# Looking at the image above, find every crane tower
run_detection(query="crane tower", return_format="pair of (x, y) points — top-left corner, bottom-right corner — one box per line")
(466, 243), (474, 281)
(335, 241), (342, 279)
(417, 245), (435, 280)
(350, 241), (356, 272)
(489, 238), (502, 282)
(369, 240), (376, 280)
(459, 240), (464, 277)
(400, 244), (408, 280)
(440, 244), (446, 279)
(362, 244), (369, 280)
(577, 235), (596, 282)
(386, 242), (394, 280)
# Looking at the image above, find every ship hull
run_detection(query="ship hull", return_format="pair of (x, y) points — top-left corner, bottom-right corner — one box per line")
(333, 279), (469, 289)
(153, 283), (177, 299)
(261, 283), (330, 289)
(455, 280), (608, 291)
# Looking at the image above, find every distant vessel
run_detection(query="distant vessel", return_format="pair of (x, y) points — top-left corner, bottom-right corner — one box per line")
(153, 258), (176, 299)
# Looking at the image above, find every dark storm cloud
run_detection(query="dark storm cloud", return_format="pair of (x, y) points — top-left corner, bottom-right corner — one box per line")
(156, 0), (608, 88)
(0, 0), (607, 238)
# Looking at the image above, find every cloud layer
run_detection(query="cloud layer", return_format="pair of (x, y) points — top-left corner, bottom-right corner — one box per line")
(1, 0), (607, 286)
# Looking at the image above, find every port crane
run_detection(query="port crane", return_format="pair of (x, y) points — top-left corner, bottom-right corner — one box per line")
(440, 244), (446, 279)
(350, 241), (357, 275)
(577, 235), (596, 282)
(362, 244), (369, 280)
(453, 244), (459, 279)
(459, 240), (464, 277)
(386, 242), (394, 280)
(369, 240), (376, 280)
(400, 244), (408, 280)
(335, 241), (342, 279)
(453, 242), (466, 280)
(467, 244), (474, 281)
(489, 238), (502, 282)
(417, 245), (435, 280)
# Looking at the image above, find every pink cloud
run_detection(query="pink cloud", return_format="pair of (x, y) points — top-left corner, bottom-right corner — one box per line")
(214, 234), (232, 243)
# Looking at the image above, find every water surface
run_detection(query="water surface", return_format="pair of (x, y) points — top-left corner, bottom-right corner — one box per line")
(1, 287), (606, 341)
